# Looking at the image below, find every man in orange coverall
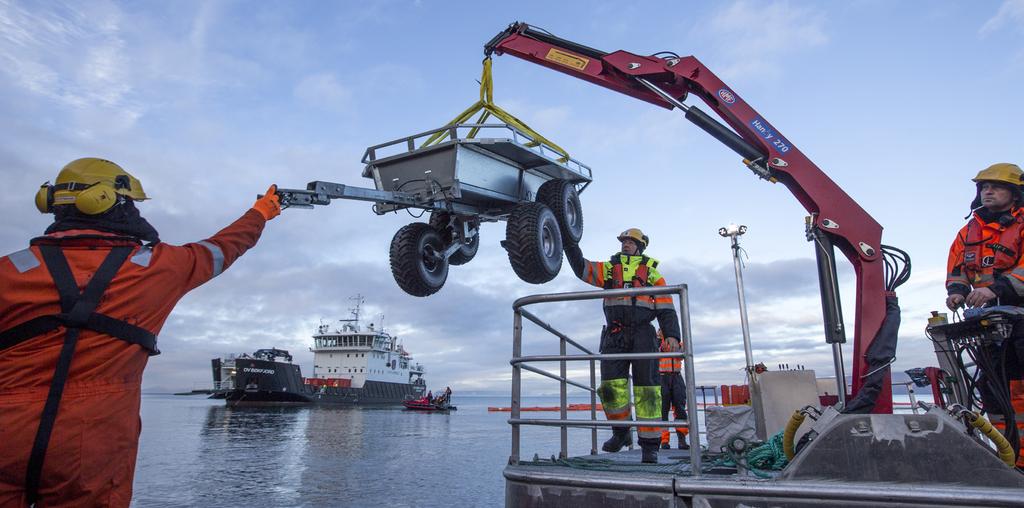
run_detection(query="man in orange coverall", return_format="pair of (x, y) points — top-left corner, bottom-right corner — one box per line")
(945, 162), (1024, 467)
(0, 158), (281, 507)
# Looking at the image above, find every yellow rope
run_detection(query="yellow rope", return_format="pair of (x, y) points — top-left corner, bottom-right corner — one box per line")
(423, 59), (571, 163)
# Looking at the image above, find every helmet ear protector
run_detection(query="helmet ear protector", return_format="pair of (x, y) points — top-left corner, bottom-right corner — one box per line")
(34, 178), (126, 215)
(34, 182), (54, 214)
(74, 183), (121, 215)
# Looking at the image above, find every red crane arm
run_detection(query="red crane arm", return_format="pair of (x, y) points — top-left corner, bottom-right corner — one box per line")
(487, 22), (891, 412)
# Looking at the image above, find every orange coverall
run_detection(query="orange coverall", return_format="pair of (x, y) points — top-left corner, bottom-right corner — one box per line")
(0, 209), (266, 507)
(947, 207), (1024, 466)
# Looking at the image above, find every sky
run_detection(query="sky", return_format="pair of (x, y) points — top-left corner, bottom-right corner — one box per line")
(1, 0), (1022, 396)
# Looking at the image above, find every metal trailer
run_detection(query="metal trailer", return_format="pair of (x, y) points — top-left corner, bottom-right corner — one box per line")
(274, 123), (592, 297)
(505, 286), (1024, 507)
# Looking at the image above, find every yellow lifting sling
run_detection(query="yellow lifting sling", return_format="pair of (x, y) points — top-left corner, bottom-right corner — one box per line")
(422, 58), (571, 163)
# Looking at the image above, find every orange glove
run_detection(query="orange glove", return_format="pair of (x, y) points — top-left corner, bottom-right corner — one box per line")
(253, 185), (281, 220)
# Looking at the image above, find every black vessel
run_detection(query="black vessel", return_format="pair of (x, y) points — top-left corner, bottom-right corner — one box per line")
(211, 299), (426, 405)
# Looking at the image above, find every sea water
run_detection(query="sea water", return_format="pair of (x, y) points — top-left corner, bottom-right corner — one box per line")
(131, 392), (932, 507)
(132, 394), (595, 507)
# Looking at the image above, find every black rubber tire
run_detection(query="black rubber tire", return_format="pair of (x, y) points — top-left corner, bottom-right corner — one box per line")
(506, 202), (563, 284)
(428, 212), (479, 266)
(537, 179), (583, 245)
(390, 223), (449, 297)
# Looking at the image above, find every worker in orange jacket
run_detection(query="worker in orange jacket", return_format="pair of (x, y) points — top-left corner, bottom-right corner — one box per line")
(945, 162), (1024, 467)
(658, 331), (689, 450)
(0, 158), (281, 507)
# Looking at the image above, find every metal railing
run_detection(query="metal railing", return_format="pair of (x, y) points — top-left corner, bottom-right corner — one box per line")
(891, 381), (922, 414)
(361, 123), (593, 182)
(212, 380), (235, 390)
(510, 284), (702, 475)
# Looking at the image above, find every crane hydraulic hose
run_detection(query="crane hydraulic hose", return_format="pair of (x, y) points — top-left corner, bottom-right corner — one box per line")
(782, 410), (806, 460)
(966, 411), (1015, 467)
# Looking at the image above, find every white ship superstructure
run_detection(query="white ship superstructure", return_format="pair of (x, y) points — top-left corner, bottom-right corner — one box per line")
(311, 297), (425, 391)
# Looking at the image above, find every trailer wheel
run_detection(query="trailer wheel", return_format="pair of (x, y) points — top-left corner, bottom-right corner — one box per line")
(537, 179), (583, 245)
(428, 212), (479, 266)
(390, 223), (449, 297)
(506, 202), (563, 284)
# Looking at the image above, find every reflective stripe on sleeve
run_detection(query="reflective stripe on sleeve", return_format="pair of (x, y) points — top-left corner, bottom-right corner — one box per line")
(197, 241), (225, 277)
(7, 249), (40, 273)
(1010, 267), (1024, 281)
(1007, 274), (1024, 297)
(587, 261), (604, 285)
(130, 246), (153, 267)
(654, 295), (675, 310)
(972, 273), (995, 287)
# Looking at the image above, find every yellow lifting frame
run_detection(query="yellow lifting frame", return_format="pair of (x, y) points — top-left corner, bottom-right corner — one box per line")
(422, 58), (571, 163)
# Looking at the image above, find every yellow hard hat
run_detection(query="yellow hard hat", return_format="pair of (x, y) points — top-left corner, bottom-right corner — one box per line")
(617, 228), (649, 248)
(35, 158), (148, 215)
(972, 163), (1023, 186)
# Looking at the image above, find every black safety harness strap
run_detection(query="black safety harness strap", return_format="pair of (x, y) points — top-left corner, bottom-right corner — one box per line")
(20, 245), (144, 505)
(0, 313), (158, 353)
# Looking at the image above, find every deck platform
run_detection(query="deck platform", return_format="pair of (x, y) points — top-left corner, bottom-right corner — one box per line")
(506, 448), (1024, 507)
(506, 414), (1024, 508)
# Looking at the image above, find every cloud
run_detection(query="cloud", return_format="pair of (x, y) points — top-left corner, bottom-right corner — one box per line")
(294, 72), (353, 111)
(0, 1), (141, 133)
(696, 0), (828, 79)
(657, 256), (820, 312)
(980, 0), (1024, 36)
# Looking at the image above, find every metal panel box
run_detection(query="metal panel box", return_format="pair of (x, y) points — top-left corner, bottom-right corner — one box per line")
(751, 370), (820, 439)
